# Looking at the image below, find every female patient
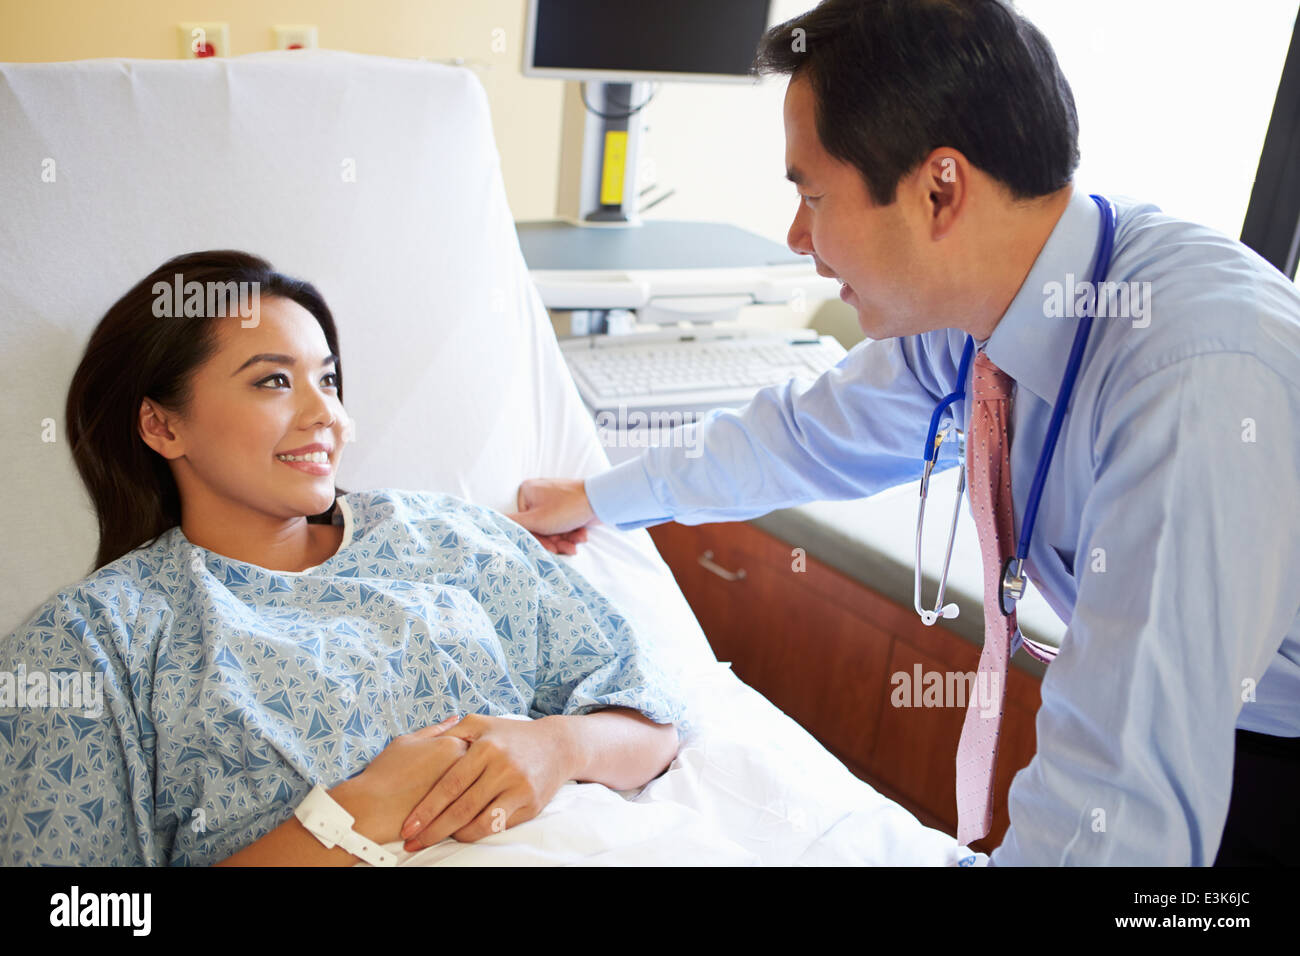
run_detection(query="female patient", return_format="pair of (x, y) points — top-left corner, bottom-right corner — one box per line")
(0, 250), (686, 866)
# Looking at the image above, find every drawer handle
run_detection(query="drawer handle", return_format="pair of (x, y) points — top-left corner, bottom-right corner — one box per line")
(698, 550), (746, 582)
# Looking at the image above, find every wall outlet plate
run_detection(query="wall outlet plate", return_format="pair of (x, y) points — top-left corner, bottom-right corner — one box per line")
(178, 22), (229, 59)
(273, 25), (318, 51)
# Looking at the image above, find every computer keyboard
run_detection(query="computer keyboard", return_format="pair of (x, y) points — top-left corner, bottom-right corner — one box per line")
(560, 330), (848, 415)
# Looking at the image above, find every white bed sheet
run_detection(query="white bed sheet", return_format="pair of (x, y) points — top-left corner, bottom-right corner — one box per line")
(358, 667), (983, 867)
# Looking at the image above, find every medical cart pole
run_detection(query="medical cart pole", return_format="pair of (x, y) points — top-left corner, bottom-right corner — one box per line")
(575, 80), (653, 225)
(552, 80), (652, 335)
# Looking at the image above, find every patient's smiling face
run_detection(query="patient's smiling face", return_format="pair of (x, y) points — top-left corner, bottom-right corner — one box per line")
(137, 295), (352, 569)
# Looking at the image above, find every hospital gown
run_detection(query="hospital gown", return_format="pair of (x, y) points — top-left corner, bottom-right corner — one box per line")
(0, 488), (689, 866)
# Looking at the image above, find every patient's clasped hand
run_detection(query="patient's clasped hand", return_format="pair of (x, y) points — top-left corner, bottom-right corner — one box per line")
(0, 250), (688, 866)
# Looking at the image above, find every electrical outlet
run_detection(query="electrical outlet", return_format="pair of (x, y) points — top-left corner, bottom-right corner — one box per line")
(273, 25), (318, 51)
(178, 22), (229, 59)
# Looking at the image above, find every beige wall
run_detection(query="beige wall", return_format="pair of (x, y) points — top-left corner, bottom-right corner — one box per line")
(0, 0), (857, 340)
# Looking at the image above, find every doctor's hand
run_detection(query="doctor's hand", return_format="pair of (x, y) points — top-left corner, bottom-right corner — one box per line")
(397, 713), (571, 849)
(508, 478), (598, 554)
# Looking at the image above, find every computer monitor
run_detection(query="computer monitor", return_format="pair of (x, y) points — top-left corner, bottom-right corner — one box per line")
(515, 0), (831, 331)
(523, 0), (778, 226)
(523, 0), (775, 86)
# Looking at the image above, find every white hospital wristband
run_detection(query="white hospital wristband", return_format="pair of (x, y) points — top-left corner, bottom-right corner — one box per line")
(293, 784), (398, 867)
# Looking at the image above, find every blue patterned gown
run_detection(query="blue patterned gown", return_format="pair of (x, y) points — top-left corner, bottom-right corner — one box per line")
(0, 489), (689, 865)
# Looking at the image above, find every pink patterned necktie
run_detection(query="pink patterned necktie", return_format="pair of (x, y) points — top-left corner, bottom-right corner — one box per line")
(955, 349), (1017, 846)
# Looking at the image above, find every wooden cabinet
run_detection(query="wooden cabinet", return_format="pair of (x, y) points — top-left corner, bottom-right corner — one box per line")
(648, 518), (1043, 854)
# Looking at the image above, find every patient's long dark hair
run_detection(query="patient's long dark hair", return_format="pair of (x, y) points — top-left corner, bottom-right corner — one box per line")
(67, 250), (348, 571)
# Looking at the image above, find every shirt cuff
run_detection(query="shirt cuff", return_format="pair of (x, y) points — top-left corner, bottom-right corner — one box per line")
(584, 457), (672, 531)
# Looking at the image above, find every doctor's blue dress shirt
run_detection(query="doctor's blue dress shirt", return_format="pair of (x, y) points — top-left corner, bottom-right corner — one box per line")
(584, 186), (1300, 866)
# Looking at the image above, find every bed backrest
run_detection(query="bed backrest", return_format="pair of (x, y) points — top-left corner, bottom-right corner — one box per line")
(0, 50), (716, 675)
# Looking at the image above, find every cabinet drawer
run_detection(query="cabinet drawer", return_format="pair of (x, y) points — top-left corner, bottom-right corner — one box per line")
(648, 518), (1042, 851)
(652, 519), (891, 767)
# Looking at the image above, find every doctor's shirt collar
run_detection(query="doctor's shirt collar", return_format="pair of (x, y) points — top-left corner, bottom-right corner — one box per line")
(980, 185), (1103, 407)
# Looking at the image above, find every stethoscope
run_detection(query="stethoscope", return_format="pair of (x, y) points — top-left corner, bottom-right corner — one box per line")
(913, 193), (1117, 638)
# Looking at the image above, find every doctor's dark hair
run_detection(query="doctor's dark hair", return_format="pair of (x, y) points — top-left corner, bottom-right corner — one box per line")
(65, 250), (348, 571)
(751, 0), (1080, 205)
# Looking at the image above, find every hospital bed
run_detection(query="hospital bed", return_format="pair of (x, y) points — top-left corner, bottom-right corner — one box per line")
(0, 50), (981, 865)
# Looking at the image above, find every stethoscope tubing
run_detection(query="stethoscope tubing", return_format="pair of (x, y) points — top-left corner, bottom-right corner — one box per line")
(921, 193), (1118, 618)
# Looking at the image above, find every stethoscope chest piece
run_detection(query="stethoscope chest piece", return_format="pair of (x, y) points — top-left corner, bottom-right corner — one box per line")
(999, 555), (1027, 616)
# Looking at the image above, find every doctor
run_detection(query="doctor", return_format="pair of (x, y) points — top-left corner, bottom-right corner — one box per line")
(510, 0), (1300, 865)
